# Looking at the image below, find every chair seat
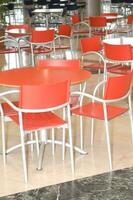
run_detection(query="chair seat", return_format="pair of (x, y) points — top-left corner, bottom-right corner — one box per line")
(70, 96), (79, 108)
(71, 102), (128, 120)
(117, 25), (132, 34)
(117, 28), (132, 34)
(10, 112), (66, 131)
(2, 102), (18, 116)
(20, 45), (30, 50)
(92, 29), (114, 36)
(24, 46), (53, 54)
(73, 30), (90, 34)
(55, 45), (71, 50)
(83, 62), (114, 70)
(108, 64), (131, 75)
(9, 33), (30, 38)
(0, 47), (18, 54)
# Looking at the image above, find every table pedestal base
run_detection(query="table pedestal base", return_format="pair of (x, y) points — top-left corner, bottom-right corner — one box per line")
(37, 139), (88, 171)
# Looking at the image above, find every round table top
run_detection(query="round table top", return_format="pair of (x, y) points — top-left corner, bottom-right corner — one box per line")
(0, 67), (91, 87)
(104, 15), (123, 20)
(6, 28), (30, 35)
(84, 15), (123, 21)
(32, 8), (63, 14)
(6, 27), (55, 35)
(103, 37), (133, 46)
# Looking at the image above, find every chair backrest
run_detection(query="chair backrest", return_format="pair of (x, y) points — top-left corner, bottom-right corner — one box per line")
(19, 80), (70, 109)
(36, 59), (81, 69)
(80, 36), (102, 54)
(89, 16), (107, 27)
(71, 15), (80, 24)
(31, 29), (55, 43)
(104, 71), (133, 100)
(58, 24), (72, 37)
(103, 43), (132, 61)
(127, 14), (133, 25)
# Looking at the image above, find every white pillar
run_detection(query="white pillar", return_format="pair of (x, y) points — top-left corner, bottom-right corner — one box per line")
(85, 0), (101, 16)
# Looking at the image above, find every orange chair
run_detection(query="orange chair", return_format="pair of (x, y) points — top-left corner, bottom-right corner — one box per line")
(20, 29), (55, 66)
(6, 24), (32, 67)
(71, 15), (81, 24)
(80, 36), (114, 81)
(71, 15), (90, 41)
(71, 15), (90, 30)
(0, 99), (19, 165)
(103, 42), (133, 75)
(71, 71), (133, 170)
(89, 16), (114, 38)
(0, 35), (21, 70)
(127, 14), (133, 25)
(54, 24), (73, 58)
(36, 59), (85, 159)
(0, 80), (74, 182)
(127, 14), (133, 35)
(0, 93), (39, 168)
(116, 14), (133, 36)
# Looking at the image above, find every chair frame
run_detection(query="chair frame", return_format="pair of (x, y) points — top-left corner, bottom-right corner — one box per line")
(80, 36), (114, 81)
(0, 81), (74, 183)
(19, 29), (55, 66)
(54, 24), (73, 58)
(0, 35), (21, 70)
(71, 72), (133, 170)
(71, 15), (90, 44)
(89, 16), (114, 38)
(103, 42), (133, 75)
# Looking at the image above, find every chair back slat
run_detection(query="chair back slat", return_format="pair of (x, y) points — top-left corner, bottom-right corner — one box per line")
(89, 16), (107, 27)
(80, 36), (102, 53)
(19, 81), (70, 109)
(71, 15), (80, 24)
(58, 24), (72, 37)
(104, 72), (133, 100)
(103, 43), (132, 61)
(128, 14), (133, 24)
(31, 29), (55, 43)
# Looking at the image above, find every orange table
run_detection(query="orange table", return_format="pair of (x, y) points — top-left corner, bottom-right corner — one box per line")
(5, 27), (50, 37)
(0, 67), (91, 86)
(84, 15), (123, 23)
(103, 37), (133, 46)
(6, 28), (31, 35)
(5, 28), (31, 38)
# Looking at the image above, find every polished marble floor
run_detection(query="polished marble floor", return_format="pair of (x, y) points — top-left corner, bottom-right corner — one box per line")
(0, 2), (133, 199)
(1, 167), (133, 199)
